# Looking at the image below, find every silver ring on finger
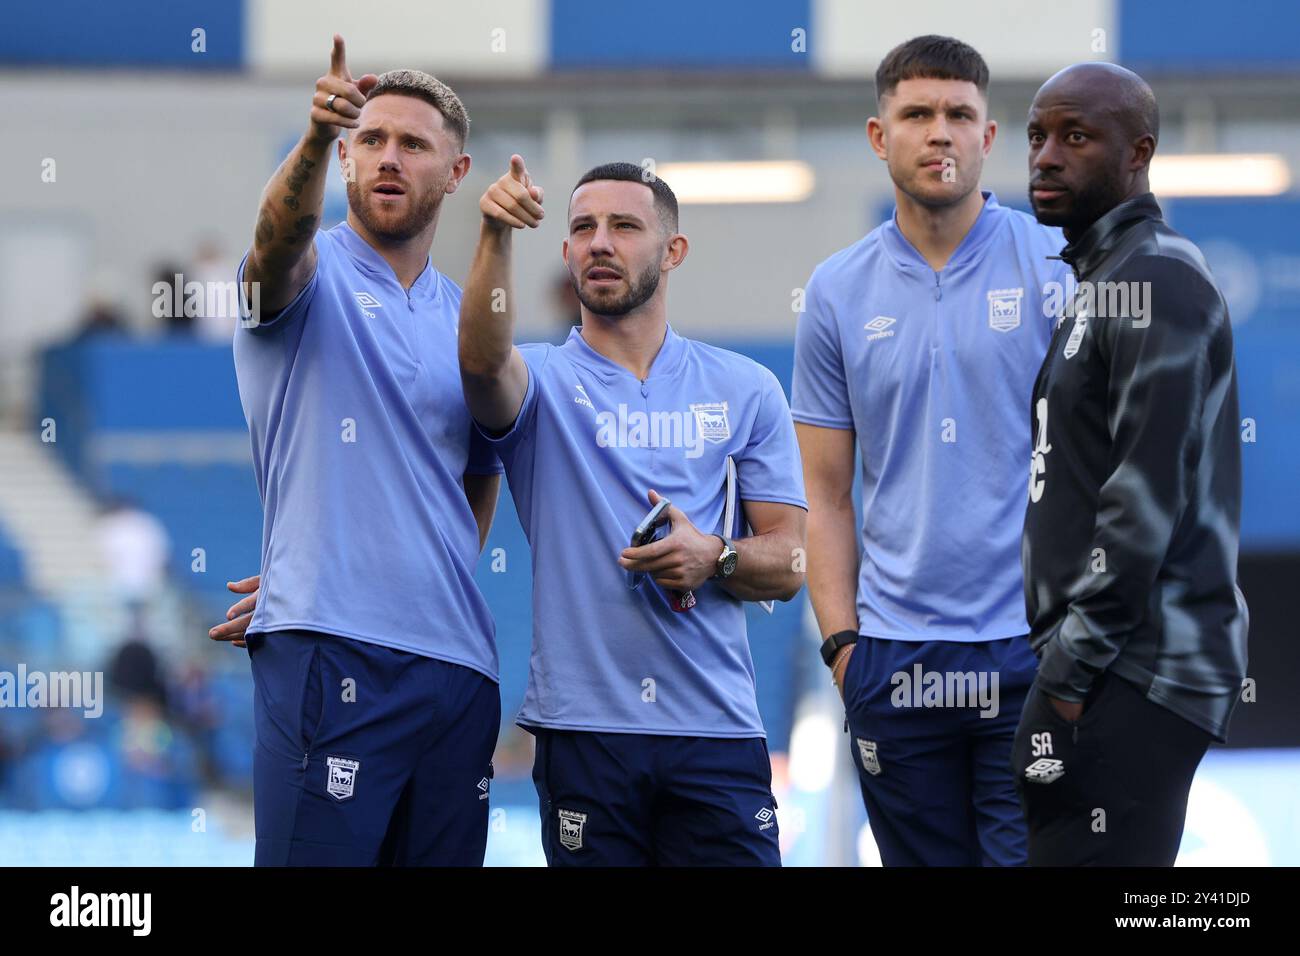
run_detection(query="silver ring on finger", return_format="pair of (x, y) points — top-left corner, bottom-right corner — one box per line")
(325, 93), (338, 112)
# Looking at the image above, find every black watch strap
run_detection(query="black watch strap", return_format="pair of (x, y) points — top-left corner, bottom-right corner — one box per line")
(820, 629), (859, 667)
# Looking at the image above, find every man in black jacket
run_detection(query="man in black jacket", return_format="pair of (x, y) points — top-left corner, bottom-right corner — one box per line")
(1014, 62), (1249, 866)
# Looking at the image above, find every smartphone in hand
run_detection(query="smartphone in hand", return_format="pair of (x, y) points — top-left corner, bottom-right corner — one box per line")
(626, 497), (695, 611)
(627, 498), (672, 590)
(631, 498), (672, 549)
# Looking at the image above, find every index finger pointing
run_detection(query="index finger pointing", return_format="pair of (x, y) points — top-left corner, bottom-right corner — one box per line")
(330, 34), (350, 79)
(509, 154), (528, 184)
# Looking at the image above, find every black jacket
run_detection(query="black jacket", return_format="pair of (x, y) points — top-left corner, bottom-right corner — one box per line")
(1022, 193), (1248, 741)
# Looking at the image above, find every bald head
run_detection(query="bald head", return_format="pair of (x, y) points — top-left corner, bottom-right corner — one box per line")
(1027, 62), (1160, 240)
(1036, 62), (1159, 149)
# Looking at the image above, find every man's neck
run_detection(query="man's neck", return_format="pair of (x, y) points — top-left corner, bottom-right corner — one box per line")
(578, 303), (669, 381)
(346, 212), (438, 290)
(894, 187), (987, 272)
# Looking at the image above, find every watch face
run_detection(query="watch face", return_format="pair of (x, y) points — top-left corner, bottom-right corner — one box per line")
(720, 552), (739, 577)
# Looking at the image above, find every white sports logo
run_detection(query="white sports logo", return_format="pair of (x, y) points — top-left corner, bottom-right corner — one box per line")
(987, 288), (1023, 332)
(864, 316), (897, 342)
(1024, 757), (1065, 784)
(1028, 397), (1052, 503)
(558, 808), (587, 851)
(353, 291), (382, 318)
(1063, 312), (1088, 359)
(857, 738), (882, 776)
(574, 384), (594, 409)
(326, 756), (360, 801)
(690, 402), (731, 443)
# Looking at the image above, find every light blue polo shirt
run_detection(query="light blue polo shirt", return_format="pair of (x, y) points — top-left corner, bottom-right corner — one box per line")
(791, 192), (1068, 643)
(483, 325), (806, 737)
(232, 221), (503, 680)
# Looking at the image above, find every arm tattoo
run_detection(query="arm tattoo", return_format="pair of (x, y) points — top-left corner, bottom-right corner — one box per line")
(285, 214), (318, 246)
(283, 154), (316, 211)
(255, 210), (274, 245)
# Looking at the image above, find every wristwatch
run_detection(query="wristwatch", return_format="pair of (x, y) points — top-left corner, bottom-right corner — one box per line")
(712, 535), (738, 579)
(820, 629), (859, 667)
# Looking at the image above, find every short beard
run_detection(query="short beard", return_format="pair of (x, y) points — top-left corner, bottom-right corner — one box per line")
(346, 179), (441, 241)
(1032, 171), (1130, 236)
(571, 259), (661, 317)
(890, 158), (981, 211)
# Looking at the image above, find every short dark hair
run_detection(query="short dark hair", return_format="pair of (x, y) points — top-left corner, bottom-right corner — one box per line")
(571, 162), (679, 235)
(875, 35), (990, 104)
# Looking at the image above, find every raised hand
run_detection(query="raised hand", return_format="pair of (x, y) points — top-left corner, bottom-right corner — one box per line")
(479, 154), (546, 230)
(308, 34), (379, 143)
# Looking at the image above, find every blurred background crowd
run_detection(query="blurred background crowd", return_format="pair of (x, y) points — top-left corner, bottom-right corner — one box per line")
(1, 0), (1298, 865)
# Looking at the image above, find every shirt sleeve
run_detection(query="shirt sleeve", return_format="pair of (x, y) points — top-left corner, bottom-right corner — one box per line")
(736, 366), (808, 510)
(791, 269), (854, 430)
(464, 424), (505, 476)
(236, 235), (323, 335)
(1036, 256), (1228, 702)
(473, 345), (550, 463)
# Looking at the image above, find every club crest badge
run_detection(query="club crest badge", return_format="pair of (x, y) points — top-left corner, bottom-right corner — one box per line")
(987, 288), (1023, 332)
(557, 808), (587, 851)
(690, 402), (731, 444)
(326, 756), (360, 801)
(857, 738), (882, 776)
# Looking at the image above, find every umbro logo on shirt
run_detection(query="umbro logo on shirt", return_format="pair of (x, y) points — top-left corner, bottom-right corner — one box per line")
(864, 316), (897, 342)
(574, 384), (594, 409)
(354, 291), (382, 318)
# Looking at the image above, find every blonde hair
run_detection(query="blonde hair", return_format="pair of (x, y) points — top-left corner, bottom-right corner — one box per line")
(367, 69), (469, 147)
